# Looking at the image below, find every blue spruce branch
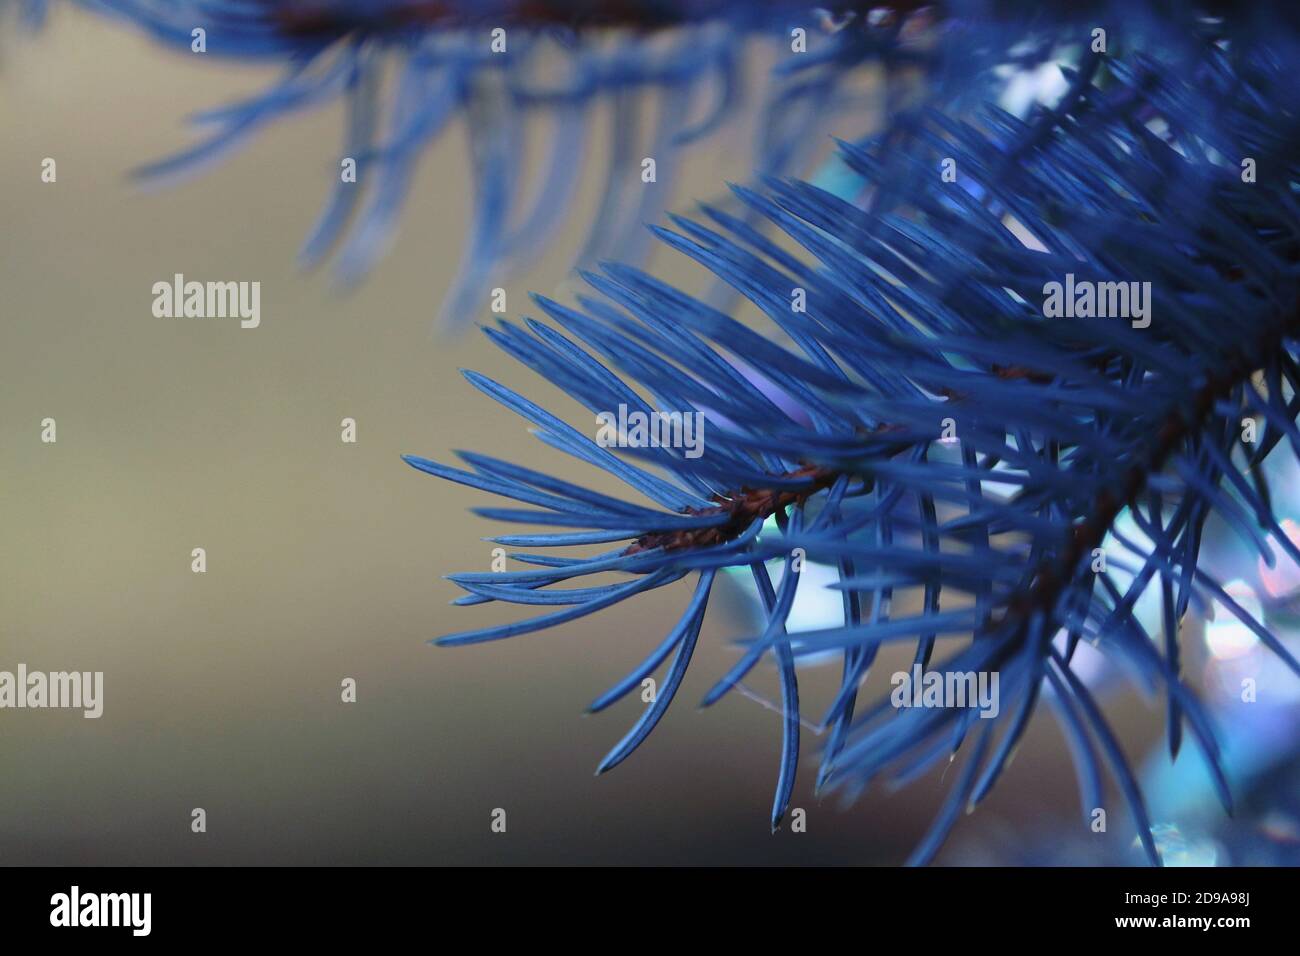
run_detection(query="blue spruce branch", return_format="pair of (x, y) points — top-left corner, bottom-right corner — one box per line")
(405, 16), (1300, 864)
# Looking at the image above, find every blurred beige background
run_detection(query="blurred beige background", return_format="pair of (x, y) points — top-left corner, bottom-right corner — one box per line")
(0, 6), (1132, 864)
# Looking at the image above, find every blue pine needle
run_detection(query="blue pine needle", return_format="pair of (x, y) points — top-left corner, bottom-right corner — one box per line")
(44, 1), (1070, 323)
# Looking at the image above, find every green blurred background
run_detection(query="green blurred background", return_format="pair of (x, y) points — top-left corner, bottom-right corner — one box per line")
(0, 6), (1141, 865)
